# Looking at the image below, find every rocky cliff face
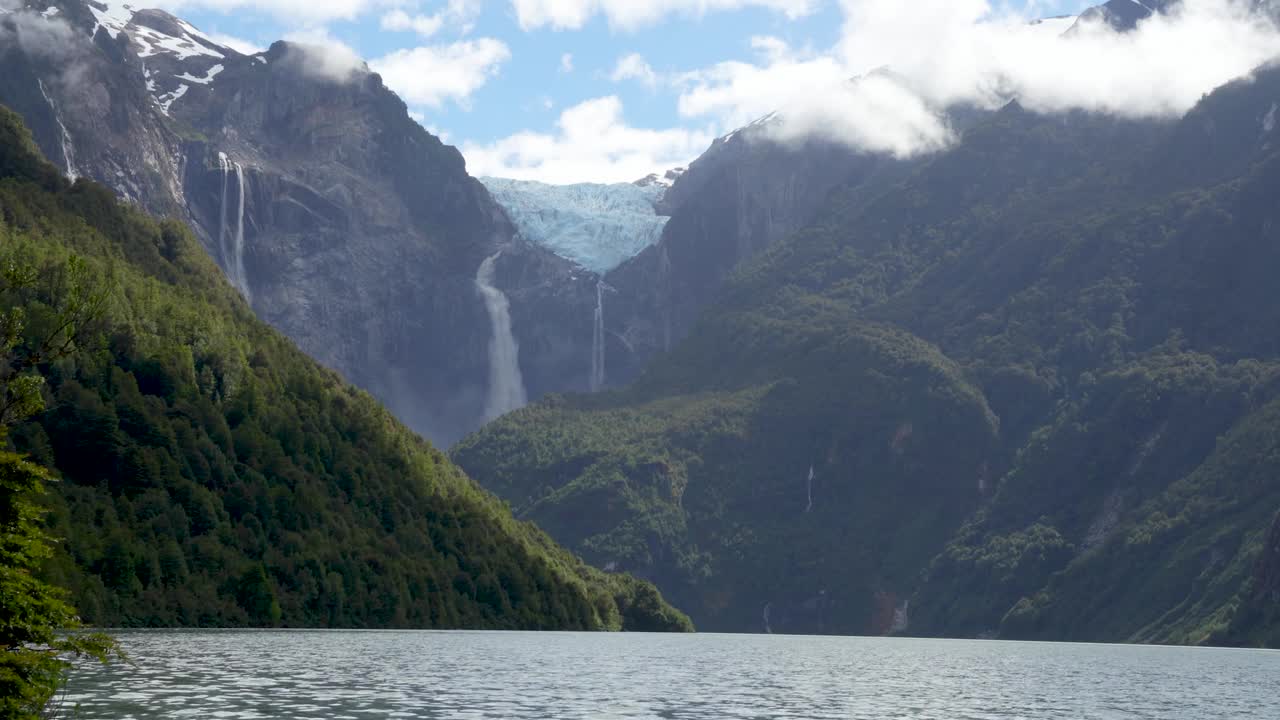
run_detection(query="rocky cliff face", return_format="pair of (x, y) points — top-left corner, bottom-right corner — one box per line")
(598, 118), (910, 387)
(1, 0), (596, 445)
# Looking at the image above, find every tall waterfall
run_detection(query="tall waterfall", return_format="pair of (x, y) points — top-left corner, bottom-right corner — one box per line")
(476, 253), (527, 421)
(37, 80), (78, 181)
(216, 153), (251, 304)
(657, 244), (673, 352)
(805, 465), (814, 513)
(590, 280), (607, 392)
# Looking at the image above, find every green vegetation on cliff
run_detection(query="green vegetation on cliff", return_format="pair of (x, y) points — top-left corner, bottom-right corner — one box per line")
(0, 106), (690, 633)
(455, 70), (1280, 645)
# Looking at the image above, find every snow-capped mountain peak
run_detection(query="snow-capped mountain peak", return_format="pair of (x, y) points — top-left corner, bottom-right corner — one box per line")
(633, 166), (686, 190)
(77, 1), (244, 115)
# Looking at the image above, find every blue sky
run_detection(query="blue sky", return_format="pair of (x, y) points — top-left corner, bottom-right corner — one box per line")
(150, 0), (1267, 182)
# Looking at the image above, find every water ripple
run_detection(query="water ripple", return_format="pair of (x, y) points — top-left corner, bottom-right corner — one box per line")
(63, 631), (1280, 719)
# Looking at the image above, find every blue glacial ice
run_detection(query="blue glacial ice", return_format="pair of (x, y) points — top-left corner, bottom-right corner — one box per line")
(481, 177), (670, 274)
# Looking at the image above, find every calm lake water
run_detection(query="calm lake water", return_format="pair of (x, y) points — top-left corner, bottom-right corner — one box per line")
(63, 631), (1280, 719)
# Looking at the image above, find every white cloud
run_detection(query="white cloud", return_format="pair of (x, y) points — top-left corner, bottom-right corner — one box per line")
(379, 0), (481, 37)
(670, 0), (1280, 157)
(207, 31), (265, 55)
(149, 0), (377, 24)
(831, 0), (1280, 117)
(371, 38), (511, 107)
(462, 95), (714, 183)
(0, 6), (82, 60)
(610, 52), (660, 88)
(510, 0), (819, 31)
(560, 52), (575, 72)
(380, 9), (445, 37)
(281, 27), (367, 82)
(675, 37), (847, 129)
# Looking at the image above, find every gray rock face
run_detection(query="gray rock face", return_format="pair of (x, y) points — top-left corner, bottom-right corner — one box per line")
(1, 1), (595, 445)
(171, 41), (525, 443)
(601, 121), (909, 386)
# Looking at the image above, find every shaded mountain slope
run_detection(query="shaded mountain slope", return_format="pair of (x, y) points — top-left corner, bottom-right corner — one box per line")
(454, 65), (1280, 644)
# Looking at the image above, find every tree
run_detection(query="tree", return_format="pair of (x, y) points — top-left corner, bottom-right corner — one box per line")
(1, 252), (112, 429)
(1, 251), (119, 719)
(0, 452), (119, 719)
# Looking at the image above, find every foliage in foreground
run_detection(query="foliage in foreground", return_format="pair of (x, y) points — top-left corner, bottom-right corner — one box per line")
(1, 168), (120, 719)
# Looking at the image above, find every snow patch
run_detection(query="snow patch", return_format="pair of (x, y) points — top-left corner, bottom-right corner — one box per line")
(720, 111), (778, 144)
(1265, 102), (1278, 133)
(176, 64), (224, 85)
(1029, 14), (1077, 37)
(634, 167), (685, 189)
(88, 2), (225, 58)
(88, 1), (135, 40)
(156, 83), (187, 114)
(131, 23), (223, 60)
(481, 178), (670, 274)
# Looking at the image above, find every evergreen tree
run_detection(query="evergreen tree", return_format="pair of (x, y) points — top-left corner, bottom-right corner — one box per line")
(1, 250), (119, 718)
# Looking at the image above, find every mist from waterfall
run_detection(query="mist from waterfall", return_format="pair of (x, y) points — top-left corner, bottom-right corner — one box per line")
(216, 153), (252, 304)
(476, 253), (528, 422)
(590, 280), (607, 392)
(38, 79), (78, 181)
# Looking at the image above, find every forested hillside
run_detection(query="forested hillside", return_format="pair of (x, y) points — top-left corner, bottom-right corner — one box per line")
(0, 106), (691, 632)
(454, 66), (1280, 645)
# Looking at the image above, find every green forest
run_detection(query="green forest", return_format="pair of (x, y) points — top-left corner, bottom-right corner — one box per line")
(454, 71), (1280, 645)
(0, 105), (691, 635)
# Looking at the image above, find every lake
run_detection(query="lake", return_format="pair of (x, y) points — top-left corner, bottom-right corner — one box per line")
(63, 631), (1280, 719)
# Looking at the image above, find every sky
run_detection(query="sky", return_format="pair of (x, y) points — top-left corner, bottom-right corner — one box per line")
(144, 0), (1280, 183)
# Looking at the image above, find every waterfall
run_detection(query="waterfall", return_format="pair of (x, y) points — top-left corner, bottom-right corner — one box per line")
(232, 162), (251, 304)
(218, 153), (231, 272)
(890, 600), (910, 633)
(762, 602), (773, 634)
(37, 80), (78, 181)
(805, 465), (814, 513)
(216, 153), (251, 303)
(476, 253), (528, 422)
(657, 244), (673, 352)
(590, 280), (607, 392)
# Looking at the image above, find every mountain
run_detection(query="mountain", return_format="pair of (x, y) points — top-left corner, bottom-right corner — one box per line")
(0, 104), (691, 631)
(453, 61), (1280, 645)
(0, 0), (602, 445)
(1069, 0), (1176, 32)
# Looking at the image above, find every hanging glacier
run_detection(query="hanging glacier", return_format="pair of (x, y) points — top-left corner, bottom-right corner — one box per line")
(480, 177), (671, 274)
